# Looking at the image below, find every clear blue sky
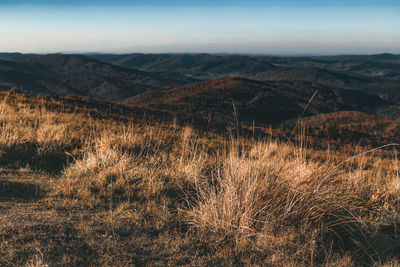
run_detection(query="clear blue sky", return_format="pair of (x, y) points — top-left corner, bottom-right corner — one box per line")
(0, 0), (399, 55)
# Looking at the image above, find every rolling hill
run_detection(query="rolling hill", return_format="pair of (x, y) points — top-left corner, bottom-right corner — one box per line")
(251, 67), (400, 99)
(276, 111), (400, 150)
(88, 53), (400, 98)
(252, 67), (368, 88)
(124, 77), (387, 125)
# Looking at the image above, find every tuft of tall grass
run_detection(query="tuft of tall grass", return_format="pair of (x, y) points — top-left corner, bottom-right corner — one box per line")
(56, 125), (210, 207)
(187, 138), (400, 262)
(58, 136), (140, 205)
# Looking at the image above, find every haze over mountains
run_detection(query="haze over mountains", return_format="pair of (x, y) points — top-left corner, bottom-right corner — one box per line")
(0, 52), (399, 125)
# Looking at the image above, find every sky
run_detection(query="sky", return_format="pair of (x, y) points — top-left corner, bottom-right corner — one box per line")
(0, 0), (399, 55)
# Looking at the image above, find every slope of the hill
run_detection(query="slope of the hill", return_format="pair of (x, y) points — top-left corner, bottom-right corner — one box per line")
(1, 91), (399, 266)
(253, 67), (369, 88)
(252, 67), (400, 99)
(0, 91), (203, 127)
(377, 104), (400, 119)
(124, 77), (387, 125)
(0, 54), (197, 101)
(274, 111), (400, 150)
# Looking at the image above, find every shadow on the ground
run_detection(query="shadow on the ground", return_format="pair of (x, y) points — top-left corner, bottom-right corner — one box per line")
(0, 222), (98, 266)
(0, 143), (72, 174)
(321, 222), (400, 265)
(0, 180), (44, 201)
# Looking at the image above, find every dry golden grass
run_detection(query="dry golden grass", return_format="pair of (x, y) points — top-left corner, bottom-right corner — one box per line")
(24, 250), (49, 267)
(0, 92), (399, 266)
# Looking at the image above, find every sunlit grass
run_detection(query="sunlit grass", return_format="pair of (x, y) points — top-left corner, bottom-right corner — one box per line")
(0, 92), (399, 265)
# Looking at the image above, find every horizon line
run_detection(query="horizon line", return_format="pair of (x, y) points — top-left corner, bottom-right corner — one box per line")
(1, 51), (399, 57)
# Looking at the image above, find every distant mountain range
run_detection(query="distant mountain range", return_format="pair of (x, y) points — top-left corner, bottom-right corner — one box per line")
(87, 53), (400, 80)
(0, 52), (399, 126)
(88, 53), (279, 80)
(0, 54), (196, 101)
(0, 52), (38, 62)
(87, 53), (400, 98)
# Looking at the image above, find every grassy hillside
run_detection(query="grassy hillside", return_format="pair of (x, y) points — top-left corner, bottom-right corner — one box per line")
(0, 91), (399, 266)
(272, 111), (400, 152)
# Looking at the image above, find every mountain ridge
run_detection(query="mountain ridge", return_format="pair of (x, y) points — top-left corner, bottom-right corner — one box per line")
(0, 54), (197, 101)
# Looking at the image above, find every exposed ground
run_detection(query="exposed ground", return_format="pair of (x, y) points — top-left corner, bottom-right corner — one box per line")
(0, 92), (400, 266)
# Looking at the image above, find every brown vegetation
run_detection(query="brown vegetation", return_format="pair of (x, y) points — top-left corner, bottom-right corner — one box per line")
(271, 111), (400, 152)
(0, 92), (399, 266)
(124, 77), (386, 125)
